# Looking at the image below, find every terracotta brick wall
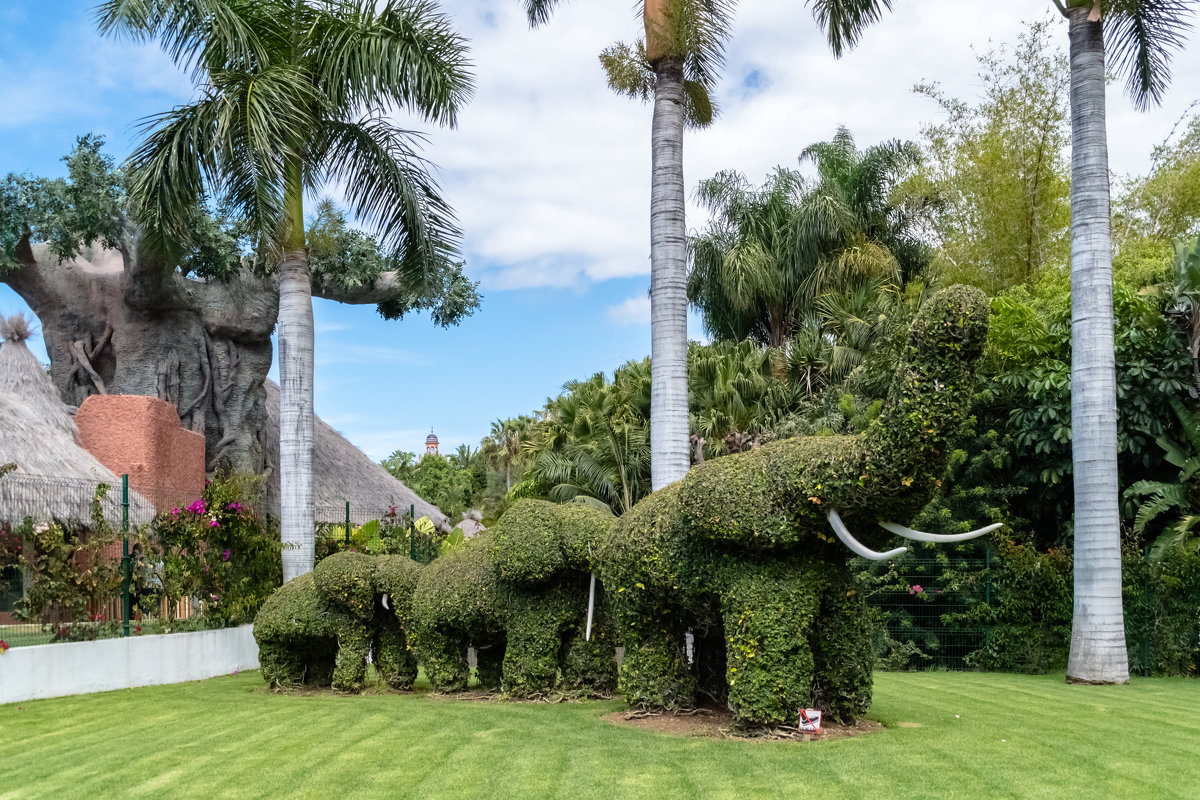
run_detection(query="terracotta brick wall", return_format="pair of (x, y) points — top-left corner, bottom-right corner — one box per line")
(74, 395), (206, 511)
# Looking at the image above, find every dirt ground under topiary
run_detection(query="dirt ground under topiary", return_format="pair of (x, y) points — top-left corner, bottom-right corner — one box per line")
(602, 705), (886, 741)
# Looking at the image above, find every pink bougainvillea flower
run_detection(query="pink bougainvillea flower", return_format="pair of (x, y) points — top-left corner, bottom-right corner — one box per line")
(222, 549), (230, 561)
(171, 507), (181, 516)
(186, 500), (206, 515)
(209, 520), (220, 528)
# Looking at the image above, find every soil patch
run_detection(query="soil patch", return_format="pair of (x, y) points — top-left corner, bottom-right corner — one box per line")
(602, 707), (884, 742)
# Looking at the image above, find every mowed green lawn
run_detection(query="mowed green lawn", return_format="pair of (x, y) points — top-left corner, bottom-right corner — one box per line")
(2, 670), (1197, 800)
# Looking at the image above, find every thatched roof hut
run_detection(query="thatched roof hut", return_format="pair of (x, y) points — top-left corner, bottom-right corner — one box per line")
(0, 316), (154, 526)
(262, 380), (449, 530)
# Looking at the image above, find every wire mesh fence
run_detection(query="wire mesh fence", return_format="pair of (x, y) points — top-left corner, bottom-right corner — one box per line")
(0, 472), (210, 649)
(0, 472), (446, 650)
(312, 501), (443, 564)
(861, 556), (991, 671)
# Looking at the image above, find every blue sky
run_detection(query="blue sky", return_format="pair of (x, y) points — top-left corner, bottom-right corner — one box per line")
(3, 1), (1199, 460)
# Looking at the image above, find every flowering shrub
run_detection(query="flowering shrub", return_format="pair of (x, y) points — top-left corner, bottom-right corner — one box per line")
(12, 485), (132, 633)
(150, 473), (282, 625)
(0, 524), (21, 569)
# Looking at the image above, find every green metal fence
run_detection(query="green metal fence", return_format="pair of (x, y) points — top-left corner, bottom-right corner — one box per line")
(312, 501), (442, 564)
(861, 555), (991, 671)
(1, 472), (445, 650)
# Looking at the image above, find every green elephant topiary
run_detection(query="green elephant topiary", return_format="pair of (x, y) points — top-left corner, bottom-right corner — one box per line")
(408, 500), (617, 697)
(253, 551), (422, 691)
(595, 285), (996, 726)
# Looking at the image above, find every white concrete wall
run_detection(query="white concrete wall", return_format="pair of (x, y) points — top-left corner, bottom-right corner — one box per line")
(0, 625), (258, 705)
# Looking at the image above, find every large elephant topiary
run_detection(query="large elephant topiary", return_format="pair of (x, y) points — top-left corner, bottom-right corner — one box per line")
(253, 551), (422, 691)
(408, 500), (617, 697)
(595, 285), (997, 726)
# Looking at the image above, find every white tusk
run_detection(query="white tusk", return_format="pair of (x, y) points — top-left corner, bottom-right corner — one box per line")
(382, 594), (391, 610)
(585, 544), (596, 642)
(828, 510), (907, 561)
(878, 521), (1003, 543)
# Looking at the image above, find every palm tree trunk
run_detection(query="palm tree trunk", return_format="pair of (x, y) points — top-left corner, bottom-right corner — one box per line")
(649, 56), (691, 490)
(279, 156), (315, 583)
(1065, 6), (1128, 684)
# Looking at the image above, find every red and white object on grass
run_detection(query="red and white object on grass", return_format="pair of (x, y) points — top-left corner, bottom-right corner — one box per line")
(798, 708), (823, 734)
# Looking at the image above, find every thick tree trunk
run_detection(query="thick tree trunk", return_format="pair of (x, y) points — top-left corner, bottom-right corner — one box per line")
(2, 230), (416, 523)
(1065, 7), (1129, 685)
(649, 57), (691, 491)
(278, 159), (316, 584)
(6, 237), (277, 479)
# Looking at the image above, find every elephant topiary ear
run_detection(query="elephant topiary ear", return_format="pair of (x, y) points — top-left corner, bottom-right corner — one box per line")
(488, 499), (618, 583)
(374, 555), (423, 625)
(314, 551), (377, 622)
(488, 499), (570, 584)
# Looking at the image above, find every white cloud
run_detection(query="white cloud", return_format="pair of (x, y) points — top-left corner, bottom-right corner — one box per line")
(607, 295), (651, 327)
(416, 0), (1200, 292)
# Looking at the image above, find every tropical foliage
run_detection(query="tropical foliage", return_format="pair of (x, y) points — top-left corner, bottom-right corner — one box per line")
(688, 127), (923, 350)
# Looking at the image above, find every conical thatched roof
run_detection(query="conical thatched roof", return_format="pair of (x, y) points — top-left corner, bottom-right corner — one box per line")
(0, 315), (154, 525)
(263, 380), (449, 530)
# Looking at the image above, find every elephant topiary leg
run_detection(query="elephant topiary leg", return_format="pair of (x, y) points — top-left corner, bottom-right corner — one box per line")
(412, 626), (470, 692)
(560, 596), (617, 696)
(374, 623), (418, 691)
(474, 641), (504, 691)
(810, 568), (875, 722)
(615, 599), (696, 709)
(503, 594), (568, 697)
(258, 641), (306, 689)
(720, 564), (820, 726)
(332, 621), (371, 692)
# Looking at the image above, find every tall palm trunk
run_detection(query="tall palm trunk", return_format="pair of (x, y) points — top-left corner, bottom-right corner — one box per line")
(279, 156), (315, 583)
(1065, 6), (1128, 684)
(649, 55), (690, 490)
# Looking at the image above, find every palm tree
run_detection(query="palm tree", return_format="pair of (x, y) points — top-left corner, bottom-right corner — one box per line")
(688, 129), (917, 351)
(528, 360), (654, 513)
(98, 0), (472, 582)
(1055, 0), (1195, 684)
(483, 417), (532, 492)
(522, 0), (896, 490)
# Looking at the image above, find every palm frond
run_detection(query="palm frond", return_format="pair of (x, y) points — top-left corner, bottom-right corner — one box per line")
(1106, 0), (1194, 110)
(682, 79), (716, 127)
(600, 40), (655, 102)
(305, 0), (473, 127)
(126, 62), (314, 247)
(807, 0), (893, 58)
(524, 0), (568, 27)
(311, 116), (462, 280)
(95, 0), (280, 79)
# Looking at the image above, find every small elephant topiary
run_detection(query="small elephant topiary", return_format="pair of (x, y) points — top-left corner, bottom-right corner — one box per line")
(253, 551), (422, 691)
(596, 285), (997, 726)
(408, 500), (617, 697)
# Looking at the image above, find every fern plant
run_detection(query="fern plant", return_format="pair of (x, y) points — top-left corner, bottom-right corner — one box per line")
(1126, 397), (1200, 559)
